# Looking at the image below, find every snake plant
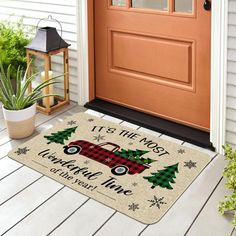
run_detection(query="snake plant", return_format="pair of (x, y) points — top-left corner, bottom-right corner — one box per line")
(0, 61), (60, 110)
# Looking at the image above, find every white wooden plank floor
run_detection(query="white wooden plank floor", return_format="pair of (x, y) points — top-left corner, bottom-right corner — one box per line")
(0, 103), (233, 236)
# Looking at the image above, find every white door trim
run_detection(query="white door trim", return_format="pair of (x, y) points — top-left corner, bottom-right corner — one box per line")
(210, 0), (228, 154)
(76, 0), (89, 105)
(76, 0), (228, 154)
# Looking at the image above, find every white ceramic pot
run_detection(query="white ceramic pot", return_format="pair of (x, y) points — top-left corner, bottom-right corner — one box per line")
(2, 103), (36, 139)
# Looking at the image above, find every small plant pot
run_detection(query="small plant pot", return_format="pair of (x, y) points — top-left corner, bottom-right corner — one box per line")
(2, 103), (36, 139)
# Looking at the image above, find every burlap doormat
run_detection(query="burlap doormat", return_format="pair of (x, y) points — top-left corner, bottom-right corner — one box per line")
(8, 113), (212, 224)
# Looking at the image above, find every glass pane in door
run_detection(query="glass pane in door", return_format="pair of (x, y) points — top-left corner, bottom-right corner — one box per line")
(175, 0), (193, 13)
(112, 0), (126, 7)
(132, 0), (168, 11)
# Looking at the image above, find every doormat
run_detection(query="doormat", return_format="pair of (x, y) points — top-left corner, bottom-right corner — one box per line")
(8, 113), (212, 224)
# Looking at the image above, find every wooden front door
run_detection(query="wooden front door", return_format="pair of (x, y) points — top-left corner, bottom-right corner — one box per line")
(94, 0), (211, 131)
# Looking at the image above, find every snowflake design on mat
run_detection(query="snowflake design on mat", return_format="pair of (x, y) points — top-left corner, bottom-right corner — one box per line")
(93, 134), (105, 142)
(128, 203), (140, 212)
(184, 160), (197, 169)
(105, 158), (113, 162)
(128, 142), (134, 146)
(148, 196), (167, 209)
(88, 118), (94, 122)
(15, 147), (30, 156)
(67, 120), (77, 126)
(178, 149), (185, 154)
(131, 182), (138, 187)
(84, 160), (90, 165)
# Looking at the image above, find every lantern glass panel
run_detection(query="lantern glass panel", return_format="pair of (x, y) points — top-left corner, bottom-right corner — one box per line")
(30, 52), (66, 108)
(50, 52), (66, 106)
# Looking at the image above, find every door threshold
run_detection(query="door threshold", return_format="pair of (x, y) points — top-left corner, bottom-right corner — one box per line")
(85, 99), (214, 151)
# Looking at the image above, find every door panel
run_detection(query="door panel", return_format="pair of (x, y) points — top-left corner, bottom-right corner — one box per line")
(95, 0), (211, 130)
(110, 30), (193, 86)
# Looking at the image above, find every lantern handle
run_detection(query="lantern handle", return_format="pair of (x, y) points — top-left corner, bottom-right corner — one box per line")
(36, 15), (63, 39)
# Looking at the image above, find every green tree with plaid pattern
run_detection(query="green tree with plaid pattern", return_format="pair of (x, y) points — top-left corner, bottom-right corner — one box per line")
(115, 148), (156, 165)
(143, 163), (179, 189)
(44, 126), (78, 145)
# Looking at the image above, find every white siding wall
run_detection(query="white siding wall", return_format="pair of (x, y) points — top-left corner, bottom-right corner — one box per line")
(0, 0), (78, 101)
(227, 0), (236, 149)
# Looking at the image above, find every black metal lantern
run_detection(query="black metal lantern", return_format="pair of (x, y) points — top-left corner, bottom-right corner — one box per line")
(25, 26), (70, 53)
(25, 15), (71, 115)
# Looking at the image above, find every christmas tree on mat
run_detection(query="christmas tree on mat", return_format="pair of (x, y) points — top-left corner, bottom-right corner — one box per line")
(115, 148), (156, 165)
(44, 126), (78, 145)
(143, 163), (179, 190)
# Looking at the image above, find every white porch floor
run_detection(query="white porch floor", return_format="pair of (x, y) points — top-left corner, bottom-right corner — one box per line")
(0, 102), (234, 236)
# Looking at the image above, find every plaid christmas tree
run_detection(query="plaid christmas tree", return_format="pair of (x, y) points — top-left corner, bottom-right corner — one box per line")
(115, 148), (156, 165)
(143, 163), (179, 190)
(44, 126), (78, 145)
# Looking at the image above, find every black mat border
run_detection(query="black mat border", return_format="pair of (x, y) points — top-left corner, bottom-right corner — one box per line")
(85, 99), (214, 151)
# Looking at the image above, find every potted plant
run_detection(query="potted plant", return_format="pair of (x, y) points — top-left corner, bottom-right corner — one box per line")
(0, 62), (59, 139)
(0, 18), (32, 83)
(218, 144), (236, 226)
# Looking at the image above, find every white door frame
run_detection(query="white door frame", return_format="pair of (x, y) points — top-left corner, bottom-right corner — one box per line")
(210, 0), (228, 154)
(76, 0), (89, 105)
(77, 0), (228, 154)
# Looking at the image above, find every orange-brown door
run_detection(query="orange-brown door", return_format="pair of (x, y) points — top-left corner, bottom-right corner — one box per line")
(94, 0), (211, 131)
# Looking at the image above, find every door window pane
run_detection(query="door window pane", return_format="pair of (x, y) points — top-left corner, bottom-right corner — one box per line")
(132, 0), (168, 11)
(175, 0), (193, 13)
(112, 0), (126, 7)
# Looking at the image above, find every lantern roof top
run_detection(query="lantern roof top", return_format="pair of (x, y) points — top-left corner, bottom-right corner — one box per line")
(25, 27), (70, 53)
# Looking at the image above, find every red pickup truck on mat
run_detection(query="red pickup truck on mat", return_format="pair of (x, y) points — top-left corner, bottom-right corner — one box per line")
(63, 140), (150, 176)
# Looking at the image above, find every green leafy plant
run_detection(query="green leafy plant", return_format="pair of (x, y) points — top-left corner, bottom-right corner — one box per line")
(0, 18), (32, 80)
(0, 61), (60, 110)
(218, 144), (236, 226)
